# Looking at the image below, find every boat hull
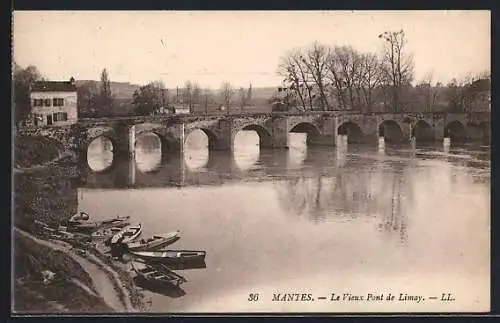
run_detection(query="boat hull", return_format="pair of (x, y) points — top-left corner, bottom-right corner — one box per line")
(131, 261), (186, 286)
(127, 233), (180, 251)
(131, 250), (206, 263)
(110, 224), (142, 245)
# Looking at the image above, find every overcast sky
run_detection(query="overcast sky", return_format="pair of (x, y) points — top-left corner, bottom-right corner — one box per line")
(13, 11), (490, 88)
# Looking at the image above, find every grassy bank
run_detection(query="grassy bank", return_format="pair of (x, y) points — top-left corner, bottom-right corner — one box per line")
(13, 231), (113, 313)
(14, 136), (63, 168)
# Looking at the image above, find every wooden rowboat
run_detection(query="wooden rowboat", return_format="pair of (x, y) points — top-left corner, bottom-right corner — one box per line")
(126, 231), (181, 252)
(130, 250), (206, 263)
(99, 215), (131, 229)
(91, 227), (123, 241)
(110, 223), (142, 245)
(130, 260), (186, 286)
(68, 211), (93, 223)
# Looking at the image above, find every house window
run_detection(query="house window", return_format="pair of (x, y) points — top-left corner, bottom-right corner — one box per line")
(33, 99), (44, 107)
(53, 98), (64, 106)
(43, 99), (52, 107)
(53, 112), (68, 122)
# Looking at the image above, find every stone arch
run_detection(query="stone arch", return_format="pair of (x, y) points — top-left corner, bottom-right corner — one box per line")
(445, 120), (467, 142)
(186, 128), (219, 150)
(412, 120), (435, 143)
(85, 135), (116, 172)
(290, 122), (322, 145)
(87, 134), (116, 152)
(239, 124), (273, 148)
(379, 120), (404, 144)
(133, 123), (171, 154)
(134, 131), (171, 153)
(85, 126), (117, 154)
(337, 121), (364, 143)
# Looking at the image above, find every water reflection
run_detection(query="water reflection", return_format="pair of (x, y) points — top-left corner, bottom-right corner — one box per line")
(14, 136), (490, 313)
(185, 130), (210, 171)
(286, 133), (307, 169)
(233, 131), (260, 171)
(185, 149), (210, 171)
(87, 136), (114, 171)
(135, 134), (162, 172)
(133, 276), (186, 298)
(186, 129), (208, 150)
(275, 149), (417, 244)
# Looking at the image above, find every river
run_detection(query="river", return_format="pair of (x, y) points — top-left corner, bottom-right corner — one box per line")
(16, 130), (491, 313)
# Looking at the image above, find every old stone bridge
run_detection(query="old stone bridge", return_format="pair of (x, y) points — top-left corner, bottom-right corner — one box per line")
(17, 111), (491, 160)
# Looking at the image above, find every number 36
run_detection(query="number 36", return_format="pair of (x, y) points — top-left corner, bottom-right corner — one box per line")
(248, 293), (259, 301)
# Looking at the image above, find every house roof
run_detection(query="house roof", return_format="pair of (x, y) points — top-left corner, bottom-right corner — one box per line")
(31, 81), (77, 92)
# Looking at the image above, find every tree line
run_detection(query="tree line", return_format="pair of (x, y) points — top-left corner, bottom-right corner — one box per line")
(13, 63), (115, 122)
(276, 30), (490, 113)
(12, 30), (490, 124)
(132, 80), (254, 116)
(12, 62), (257, 122)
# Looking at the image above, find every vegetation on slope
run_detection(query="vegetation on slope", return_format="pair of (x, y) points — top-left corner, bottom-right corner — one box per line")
(13, 231), (113, 313)
(14, 136), (63, 168)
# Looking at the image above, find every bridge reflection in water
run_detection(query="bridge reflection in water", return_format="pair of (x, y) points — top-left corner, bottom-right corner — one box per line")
(79, 131), (430, 241)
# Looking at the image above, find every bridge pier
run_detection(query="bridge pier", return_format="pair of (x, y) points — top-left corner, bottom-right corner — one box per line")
(214, 119), (233, 151)
(270, 117), (289, 149)
(308, 135), (336, 146)
(433, 118), (445, 142)
(112, 122), (135, 157)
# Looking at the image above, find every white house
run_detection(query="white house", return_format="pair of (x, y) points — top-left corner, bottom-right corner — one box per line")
(30, 78), (78, 126)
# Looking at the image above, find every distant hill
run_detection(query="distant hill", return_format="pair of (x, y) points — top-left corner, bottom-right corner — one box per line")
(75, 80), (139, 100)
(75, 80), (279, 102)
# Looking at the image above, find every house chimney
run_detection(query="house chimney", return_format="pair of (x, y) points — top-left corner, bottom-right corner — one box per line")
(70, 77), (75, 85)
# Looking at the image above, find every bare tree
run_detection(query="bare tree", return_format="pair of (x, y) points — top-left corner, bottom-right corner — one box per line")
(182, 81), (193, 108)
(219, 81), (234, 109)
(378, 30), (414, 112)
(237, 87), (247, 108)
(192, 82), (201, 108)
(359, 52), (383, 113)
(303, 42), (331, 109)
(278, 48), (314, 110)
(327, 46), (365, 111)
(415, 71), (437, 112)
(325, 48), (347, 110)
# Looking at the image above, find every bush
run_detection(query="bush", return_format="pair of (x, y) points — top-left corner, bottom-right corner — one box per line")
(14, 136), (63, 168)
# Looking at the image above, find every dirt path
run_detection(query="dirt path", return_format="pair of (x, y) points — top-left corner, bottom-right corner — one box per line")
(14, 228), (132, 312)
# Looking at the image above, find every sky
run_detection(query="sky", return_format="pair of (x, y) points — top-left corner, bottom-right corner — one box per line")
(13, 11), (491, 89)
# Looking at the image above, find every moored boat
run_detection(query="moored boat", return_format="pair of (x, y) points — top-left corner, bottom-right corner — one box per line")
(130, 250), (206, 263)
(126, 231), (181, 251)
(110, 223), (142, 245)
(100, 215), (131, 227)
(66, 221), (100, 233)
(68, 211), (93, 224)
(130, 260), (186, 286)
(91, 227), (123, 241)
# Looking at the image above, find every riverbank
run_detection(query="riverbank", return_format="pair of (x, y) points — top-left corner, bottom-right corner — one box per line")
(13, 228), (148, 313)
(14, 136), (65, 169)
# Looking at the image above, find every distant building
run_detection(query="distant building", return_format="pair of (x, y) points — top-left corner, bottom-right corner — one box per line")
(30, 78), (78, 126)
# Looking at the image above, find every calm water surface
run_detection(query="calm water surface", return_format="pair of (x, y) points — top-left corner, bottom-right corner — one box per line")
(22, 131), (492, 312)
